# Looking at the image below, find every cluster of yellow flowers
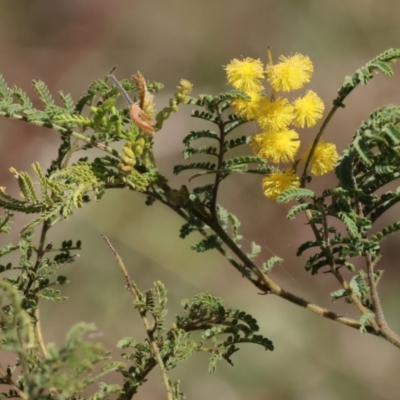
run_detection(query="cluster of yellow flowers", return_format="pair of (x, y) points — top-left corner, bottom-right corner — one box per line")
(225, 52), (338, 201)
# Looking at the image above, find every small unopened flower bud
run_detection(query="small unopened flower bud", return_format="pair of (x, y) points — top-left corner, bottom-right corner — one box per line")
(117, 163), (133, 173)
(121, 156), (136, 166)
(123, 144), (135, 159)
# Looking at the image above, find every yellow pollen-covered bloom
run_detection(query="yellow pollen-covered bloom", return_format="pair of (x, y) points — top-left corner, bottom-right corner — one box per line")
(225, 57), (264, 92)
(250, 130), (300, 163)
(292, 90), (324, 128)
(255, 97), (294, 131)
(262, 169), (300, 201)
(231, 91), (263, 120)
(301, 140), (338, 176)
(266, 54), (313, 92)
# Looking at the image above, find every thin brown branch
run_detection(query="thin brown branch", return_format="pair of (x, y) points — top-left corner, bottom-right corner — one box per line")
(101, 235), (174, 400)
(300, 105), (338, 186)
(145, 188), (372, 333)
(310, 205), (379, 330)
(210, 105), (226, 219)
(0, 364), (27, 399)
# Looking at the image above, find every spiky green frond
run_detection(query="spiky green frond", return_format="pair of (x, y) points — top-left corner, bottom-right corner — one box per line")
(222, 155), (266, 169)
(304, 252), (331, 275)
(368, 191), (400, 222)
(296, 240), (321, 257)
(124, 169), (156, 192)
(177, 293), (273, 373)
(277, 188), (315, 203)
(13, 87), (33, 109)
(0, 281), (35, 352)
(191, 235), (222, 252)
(183, 130), (219, 147)
(173, 162), (216, 175)
(58, 91), (75, 113)
(0, 209), (14, 233)
(32, 80), (55, 108)
(192, 109), (217, 123)
(286, 203), (317, 220)
(337, 212), (360, 239)
(183, 145), (218, 159)
(247, 241), (261, 262)
(224, 115), (248, 134)
(0, 74), (12, 102)
(215, 90), (251, 104)
(24, 323), (110, 399)
(262, 256), (283, 274)
(0, 187), (45, 214)
(217, 205), (242, 242)
(371, 221), (400, 242)
(335, 48), (400, 107)
(2, 162), (106, 235)
(223, 135), (248, 152)
(21, 205), (63, 236)
(53, 113), (93, 127)
(179, 216), (204, 239)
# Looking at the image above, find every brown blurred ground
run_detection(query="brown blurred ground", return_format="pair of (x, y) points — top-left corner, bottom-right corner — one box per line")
(1, 1), (400, 399)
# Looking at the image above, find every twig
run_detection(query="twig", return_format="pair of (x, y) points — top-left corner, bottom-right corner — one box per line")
(0, 364), (27, 399)
(145, 189), (367, 333)
(26, 221), (51, 358)
(210, 105), (226, 219)
(33, 308), (47, 359)
(107, 74), (134, 107)
(310, 205), (379, 330)
(101, 235), (174, 400)
(353, 198), (400, 346)
(207, 215), (368, 331)
(0, 110), (120, 158)
(300, 106), (338, 186)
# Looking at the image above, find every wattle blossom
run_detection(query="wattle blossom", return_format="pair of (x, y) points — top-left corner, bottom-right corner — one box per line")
(224, 51), (332, 202)
(292, 90), (324, 128)
(250, 130), (300, 163)
(225, 57), (265, 92)
(301, 140), (338, 176)
(231, 90), (263, 120)
(262, 169), (300, 201)
(255, 97), (294, 131)
(266, 54), (313, 92)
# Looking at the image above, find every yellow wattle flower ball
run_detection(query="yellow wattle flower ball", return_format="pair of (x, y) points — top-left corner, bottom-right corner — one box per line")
(266, 54), (313, 92)
(225, 57), (265, 92)
(231, 90), (263, 120)
(301, 140), (339, 176)
(262, 169), (300, 201)
(255, 97), (294, 131)
(250, 130), (300, 163)
(292, 90), (325, 128)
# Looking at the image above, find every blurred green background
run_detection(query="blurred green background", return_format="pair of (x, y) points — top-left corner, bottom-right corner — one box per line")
(1, 1), (400, 399)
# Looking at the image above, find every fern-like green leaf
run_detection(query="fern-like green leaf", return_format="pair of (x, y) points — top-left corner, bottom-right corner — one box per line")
(173, 162), (216, 176)
(0, 75), (12, 103)
(246, 241), (261, 262)
(277, 188), (315, 203)
(191, 235), (222, 252)
(192, 109), (217, 123)
(12, 87), (33, 109)
(371, 221), (400, 242)
(262, 256), (283, 274)
(58, 91), (75, 113)
(183, 146), (218, 159)
(337, 212), (359, 238)
(223, 135), (248, 152)
(183, 130), (218, 147)
(32, 80), (55, 108)
(222, 156), (266, 169)
(286, 203), (317, 220)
